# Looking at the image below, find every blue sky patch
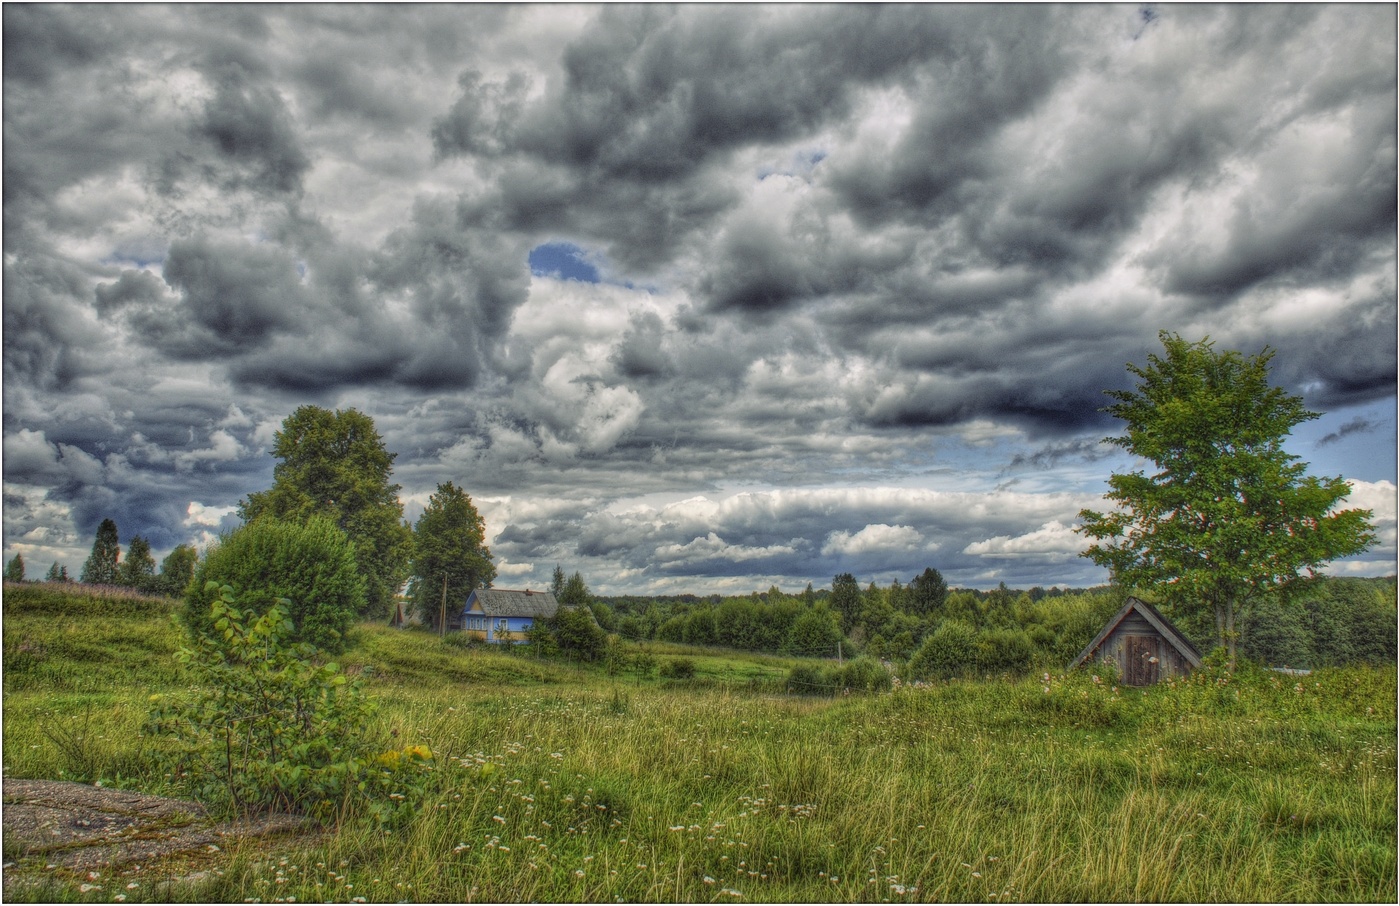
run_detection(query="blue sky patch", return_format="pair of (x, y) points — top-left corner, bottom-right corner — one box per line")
(529, 242), (602, 283)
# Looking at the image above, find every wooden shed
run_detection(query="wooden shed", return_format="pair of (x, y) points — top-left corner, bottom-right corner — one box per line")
(1069, 597), (1203, 685)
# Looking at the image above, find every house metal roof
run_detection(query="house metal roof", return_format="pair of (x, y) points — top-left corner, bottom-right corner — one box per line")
(464, 588), (562, 619)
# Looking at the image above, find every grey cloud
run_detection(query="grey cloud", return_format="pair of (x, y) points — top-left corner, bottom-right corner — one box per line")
(4, 4), (1395, 590)
(1, 4), (106, 87)
(606, 311), (675, 383)
(2, 256), (106, 391)
(1318, 417), (1380, 448)
(94, 269), (171, 313)
(156, 237), (308, 357)
(432, 70), (531, 159)
(196, 68), (310, 196)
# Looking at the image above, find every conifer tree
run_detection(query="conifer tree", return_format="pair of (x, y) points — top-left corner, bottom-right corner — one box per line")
(117, 535), (157, 590)
(80, 518), (121, 585)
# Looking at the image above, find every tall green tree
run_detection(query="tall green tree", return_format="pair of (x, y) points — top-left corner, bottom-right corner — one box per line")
(408, 481), (495, 630)
(1077, 333), (1375, 667)
(241, 406), (413, 619)
(909, 567), (948, 617)
(5, 553), (25, 582)
(117, 535), (157, 591)
(81, 518), (121, 585)
(830, 573), (862, 633)
(551, 565), (566, 598)
(559, 571), (591, 606)
(45, 562), (69, 582)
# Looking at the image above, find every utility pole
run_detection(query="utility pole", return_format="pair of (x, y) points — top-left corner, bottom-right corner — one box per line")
(837, 639), (843, 665)
(439, 574), (447, 638)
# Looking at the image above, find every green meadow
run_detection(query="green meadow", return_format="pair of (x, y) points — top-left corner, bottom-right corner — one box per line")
(3, 582), (1395, 903)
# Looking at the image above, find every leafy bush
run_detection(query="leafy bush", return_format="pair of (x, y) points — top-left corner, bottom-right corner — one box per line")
(549, 604), (609, 661)
(784, 605), (843, 656)
(149, 584), (430, 824)
(659, 657), (696, 680)
(787, 662), (837, 694)
(909, 619), (978, 680)
(974, 628), (1036, 675)
(839, 655), (894, 693)
(183, 517), (365, 654)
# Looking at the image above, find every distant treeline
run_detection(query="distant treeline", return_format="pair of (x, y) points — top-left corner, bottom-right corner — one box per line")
(590, 573), (1397, 672)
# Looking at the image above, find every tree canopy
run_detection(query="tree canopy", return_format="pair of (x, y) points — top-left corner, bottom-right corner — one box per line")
(117, 535), (156, 591)
(156, 543), (199, 598)
(409, 481), (495, 629)
(241, 406), (413, 619)
(184, 516), (366, 654)
(1077, 333), (1375, 666)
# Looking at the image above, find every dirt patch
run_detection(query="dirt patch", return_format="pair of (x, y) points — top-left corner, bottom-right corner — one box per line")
(2, 779), (312, 896)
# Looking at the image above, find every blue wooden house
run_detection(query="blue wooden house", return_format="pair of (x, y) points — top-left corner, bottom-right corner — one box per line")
(460, 588), (564, 643)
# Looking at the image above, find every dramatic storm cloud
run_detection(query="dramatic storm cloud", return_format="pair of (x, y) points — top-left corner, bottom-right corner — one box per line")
(4, 4), (1396, 593)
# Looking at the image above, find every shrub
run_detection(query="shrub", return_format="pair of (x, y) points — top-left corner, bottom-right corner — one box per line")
(659, 657), (696, 680)
(787, 662), (838, 695)
(974, 627), (1036, 675)
(784, 605), (842, 656)
(183, 517), (365, 654)
(550, 604), (609, 661)
(148, 584), (430, 825)
(909, 619), (978, 680)
(839, 655), (894, 692)
(633, 650), (658, 678)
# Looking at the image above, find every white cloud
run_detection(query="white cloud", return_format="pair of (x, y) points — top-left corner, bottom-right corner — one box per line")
(174, 429), (244, 470)
(822, 523), (927, 556)
(964, 520), (1084, 558)
(654, 532), (800, 567)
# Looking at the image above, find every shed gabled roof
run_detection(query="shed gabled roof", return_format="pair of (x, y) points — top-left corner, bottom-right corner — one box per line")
(464, 588), (561, 619)
(1069, 596), (1203, 671)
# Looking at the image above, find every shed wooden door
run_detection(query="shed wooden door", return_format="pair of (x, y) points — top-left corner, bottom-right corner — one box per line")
(1124, 635), (1160, 685)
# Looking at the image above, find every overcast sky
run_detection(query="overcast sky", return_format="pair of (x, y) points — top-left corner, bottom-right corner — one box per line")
(3, 3), (1396, 596)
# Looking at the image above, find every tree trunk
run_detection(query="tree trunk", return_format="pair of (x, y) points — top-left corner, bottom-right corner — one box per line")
(1225, 601), (1237, 672)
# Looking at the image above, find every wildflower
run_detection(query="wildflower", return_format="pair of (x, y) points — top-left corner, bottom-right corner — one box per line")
(704, 877), (716, 885)
(79, 884), (102, 893)
(574, 870), (585, 878)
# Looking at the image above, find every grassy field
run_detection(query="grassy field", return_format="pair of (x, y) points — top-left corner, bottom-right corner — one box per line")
(3, 582), (1396, 902)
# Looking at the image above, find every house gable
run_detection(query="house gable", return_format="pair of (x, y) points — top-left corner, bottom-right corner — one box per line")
(1070, 597), (1203, 684)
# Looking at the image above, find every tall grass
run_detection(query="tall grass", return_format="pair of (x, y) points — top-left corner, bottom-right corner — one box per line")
(3, 586), (1395, 902)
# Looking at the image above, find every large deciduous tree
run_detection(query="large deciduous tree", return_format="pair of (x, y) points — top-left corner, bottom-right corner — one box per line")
(409, 481), (496, 630)
(1077, 333), (1375, 667)
(241, 406), (413, 619)
(81, 518), (121, 585)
